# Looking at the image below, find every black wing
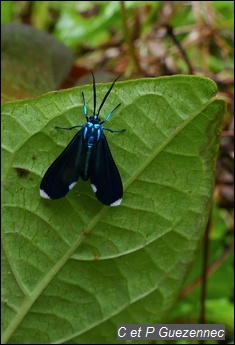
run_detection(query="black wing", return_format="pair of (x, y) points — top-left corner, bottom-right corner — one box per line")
(40, 131), (86, 199)
(90, 135), (123, 206)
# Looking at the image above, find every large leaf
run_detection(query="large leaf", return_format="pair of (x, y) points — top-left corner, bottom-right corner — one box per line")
(1, 75), (225, 344)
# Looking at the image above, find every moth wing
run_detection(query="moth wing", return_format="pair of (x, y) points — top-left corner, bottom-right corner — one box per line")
(40, 131), (86, 199)
(90, 135), (123, 206)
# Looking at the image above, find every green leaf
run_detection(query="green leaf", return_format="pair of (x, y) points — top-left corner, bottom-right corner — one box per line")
(2, 75), (225, 344)
(1, 1), (14, 24)
(1, 23), (73, 101)
(53, 1), (159, 49)
(165, 229), (233, 327)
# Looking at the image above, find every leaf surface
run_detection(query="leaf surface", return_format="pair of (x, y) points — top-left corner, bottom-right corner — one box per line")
(2, 75), (225, 344)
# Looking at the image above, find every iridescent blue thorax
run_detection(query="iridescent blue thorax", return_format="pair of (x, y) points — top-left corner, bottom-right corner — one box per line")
(82, 115), (102, 148)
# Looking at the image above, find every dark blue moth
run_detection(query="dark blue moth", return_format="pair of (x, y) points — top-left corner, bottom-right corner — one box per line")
(40, 72), (125, 206)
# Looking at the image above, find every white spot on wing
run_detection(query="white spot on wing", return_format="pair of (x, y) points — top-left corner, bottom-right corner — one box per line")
(69, 182), (76, 190)
(91, 184), (122, 206)
(91, 184), (97, 193)
(110, 198), (122, 207)
(40, 189), (51, 199)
